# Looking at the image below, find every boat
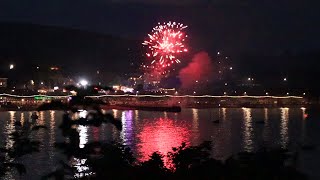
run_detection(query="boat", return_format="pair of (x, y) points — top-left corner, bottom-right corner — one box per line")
(102, 105), (182, 112)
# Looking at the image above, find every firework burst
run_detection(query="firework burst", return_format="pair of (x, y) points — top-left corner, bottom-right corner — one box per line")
(142, 21), (188, 70)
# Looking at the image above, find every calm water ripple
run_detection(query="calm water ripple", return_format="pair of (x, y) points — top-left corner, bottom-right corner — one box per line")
(0, 108), (320, 179)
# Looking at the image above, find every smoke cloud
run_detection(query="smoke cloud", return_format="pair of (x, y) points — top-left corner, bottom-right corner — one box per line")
(179, 51), (213, 90)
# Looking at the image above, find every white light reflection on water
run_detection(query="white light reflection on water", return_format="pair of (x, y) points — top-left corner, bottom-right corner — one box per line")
(264, 108), (268, 122)
(262, 108), (270, 143)
(134, 110), (139, 127)
(301, 107), (307, 141)
(242, 108), (253, 152)
(77, 110), (88, 148)
(221, 108), (226, 121)
(121, 110), (134, 145)
(50, 111), (55, 130)
(78, 125), (88, 148)
(6, 111), (16, 150)
(20, 112), (25, 126)
(28, 112), (32, 123)
(191, 108), (200, 141)
(164, 111), (168, 119)
(72, 157), (93, 178)
(79, 110), (88, 118)
(280, 108), (289, 148)
(174, 112), (178, 121)
(37, 111), (46, 145)
(3, 111), (16, 179)
(111, 109), (120, 137)
(192, 108), (199, 129)
(112, 109), (119, 119)
(49, 111), (56, 160)
(70, 110), (91, 178)
(121, 111), (126, 142)
(39, 111), (44, 125)
(134, 110), (139, 121)
(301, 107), (307, 120)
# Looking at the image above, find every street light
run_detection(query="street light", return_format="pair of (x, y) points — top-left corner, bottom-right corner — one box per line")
(79, 79), (88, 86)
(9, 64), (14, 70)
(283, 78), (287, 82)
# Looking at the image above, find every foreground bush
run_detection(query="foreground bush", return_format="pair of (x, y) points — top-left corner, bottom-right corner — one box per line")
(48, 139), (307, 180)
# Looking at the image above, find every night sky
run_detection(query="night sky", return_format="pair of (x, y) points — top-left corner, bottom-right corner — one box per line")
(1, 0), (320, 56)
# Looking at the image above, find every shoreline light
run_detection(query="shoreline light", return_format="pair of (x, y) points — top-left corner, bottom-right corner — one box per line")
(0, 93), (304, 99)
(79, 80), (88, 86)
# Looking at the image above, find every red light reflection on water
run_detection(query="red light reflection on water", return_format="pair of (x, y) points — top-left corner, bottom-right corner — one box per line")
(92, 127), (100, 142)
(137, 118), (191, 168)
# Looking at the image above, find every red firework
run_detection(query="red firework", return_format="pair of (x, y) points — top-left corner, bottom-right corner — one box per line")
(142, 22), (188, 70)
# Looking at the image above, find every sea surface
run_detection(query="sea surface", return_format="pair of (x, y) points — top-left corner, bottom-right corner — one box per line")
(0, 108), (319, 179)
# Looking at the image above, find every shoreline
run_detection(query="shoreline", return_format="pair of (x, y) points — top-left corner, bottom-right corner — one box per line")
(0, 94), (310, 111)
(0, 104), (309, 112)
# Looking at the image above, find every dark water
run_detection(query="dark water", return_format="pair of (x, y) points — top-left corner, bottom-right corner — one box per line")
(1, 108), (320, 179)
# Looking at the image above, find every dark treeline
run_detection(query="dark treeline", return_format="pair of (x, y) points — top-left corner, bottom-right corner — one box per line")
(236, 52), (320, 94)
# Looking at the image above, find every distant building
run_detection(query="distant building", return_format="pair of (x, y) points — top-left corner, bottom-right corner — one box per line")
(33, 66), (74, 91)
(127, 76), (144, 88)
(0, 78), (7, 88)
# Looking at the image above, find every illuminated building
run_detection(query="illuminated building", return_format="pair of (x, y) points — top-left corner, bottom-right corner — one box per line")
(0, 78), (8, 88)
(112, 85), (134, 93)
(33, 65), (74, 91)
(127, 76), (143, 88)
(215, 52), (234, 81)
(158, 88), (176, 95)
